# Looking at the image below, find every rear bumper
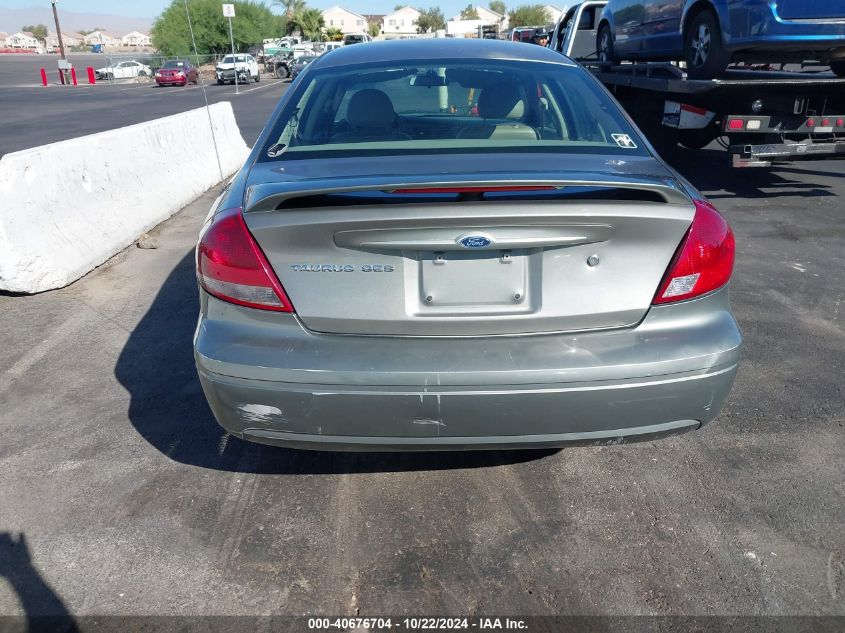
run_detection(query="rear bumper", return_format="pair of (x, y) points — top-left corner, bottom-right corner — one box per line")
(730, 140), (845, 167)
(726, 11), (845, 55)
(195, 288), (741, 451)
(198, 368), (735, 451)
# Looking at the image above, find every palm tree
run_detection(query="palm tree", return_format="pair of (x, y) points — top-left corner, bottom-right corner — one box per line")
(275, 0), (306, 19)
(290, 8), (325, 41)
(324, 26), (344, 41)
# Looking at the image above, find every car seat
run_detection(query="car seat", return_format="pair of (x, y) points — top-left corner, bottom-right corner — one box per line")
(457, 84), (539, 140)
(331, 89), (412, 143)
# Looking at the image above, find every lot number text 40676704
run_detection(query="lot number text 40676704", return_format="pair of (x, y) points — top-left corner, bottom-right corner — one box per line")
(307, 617), (529, 630)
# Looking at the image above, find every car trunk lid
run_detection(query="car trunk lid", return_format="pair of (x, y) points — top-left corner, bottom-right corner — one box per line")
(242, 168), (695, 337)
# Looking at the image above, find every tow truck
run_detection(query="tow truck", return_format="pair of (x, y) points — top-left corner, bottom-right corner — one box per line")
(552, 0), (845, 167)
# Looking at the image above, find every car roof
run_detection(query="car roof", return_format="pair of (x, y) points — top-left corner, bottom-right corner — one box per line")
(308, 38), (577, 70)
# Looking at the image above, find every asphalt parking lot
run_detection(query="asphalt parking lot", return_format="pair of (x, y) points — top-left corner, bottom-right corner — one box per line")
(0, 54), (288, 155)
(0, 55), (844, 626)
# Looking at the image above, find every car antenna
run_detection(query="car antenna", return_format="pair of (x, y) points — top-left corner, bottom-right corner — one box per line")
(184, 0), (224, 182)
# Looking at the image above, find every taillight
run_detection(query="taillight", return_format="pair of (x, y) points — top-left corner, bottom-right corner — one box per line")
(653, 199), (735, 304)
(197, 207), (293, 312)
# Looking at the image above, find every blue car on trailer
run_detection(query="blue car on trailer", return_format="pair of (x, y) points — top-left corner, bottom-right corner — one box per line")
(596, 0), (845, 78)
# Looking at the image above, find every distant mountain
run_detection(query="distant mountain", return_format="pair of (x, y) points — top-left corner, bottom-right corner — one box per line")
(0, 6), (153, 35)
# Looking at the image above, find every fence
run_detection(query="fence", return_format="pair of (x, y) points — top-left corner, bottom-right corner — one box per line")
(89, 53), (243, 85)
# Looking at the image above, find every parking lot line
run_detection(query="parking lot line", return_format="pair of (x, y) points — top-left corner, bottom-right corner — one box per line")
(133, 79), (285, 98)
(231, 80), (287, 94)
(136, 84), (204, 97)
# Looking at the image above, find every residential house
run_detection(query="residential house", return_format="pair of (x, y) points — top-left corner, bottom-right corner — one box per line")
(447, 5), (508, 37)
(381, 6), (421, 39)
(7, 31), (40, 50)
(83, 30), (120, 47)
(46, 31), (82, 49)
(542, 4), (564, 23)
(121, 31), (151, 47)
(321, 6), (368, 35)
(473, 5), (508, 28)
(0, 32), (8, 48)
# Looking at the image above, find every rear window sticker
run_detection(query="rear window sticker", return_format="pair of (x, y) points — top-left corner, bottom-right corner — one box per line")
(612, 133), (638, 149)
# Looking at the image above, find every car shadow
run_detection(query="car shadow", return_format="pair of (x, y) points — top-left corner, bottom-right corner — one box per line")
(0, 532), (78, 633)
(115, 252), (556, 475)
(663, 145), (837, 199)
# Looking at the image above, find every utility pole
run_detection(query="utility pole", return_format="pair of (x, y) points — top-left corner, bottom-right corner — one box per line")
(51, 0), (67, 61)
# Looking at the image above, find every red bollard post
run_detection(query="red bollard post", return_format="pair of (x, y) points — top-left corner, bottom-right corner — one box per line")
(70, 68), (78, 86)
(87, 66), (96, 84)
(40, 67), (48, 86)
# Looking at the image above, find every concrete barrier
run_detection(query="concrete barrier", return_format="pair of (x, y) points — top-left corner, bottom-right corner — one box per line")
(0, 102), (249, 293)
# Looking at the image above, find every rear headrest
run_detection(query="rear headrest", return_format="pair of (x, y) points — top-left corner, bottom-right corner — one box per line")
(347, 89), (396, 130)
(478, 84), (525, 120)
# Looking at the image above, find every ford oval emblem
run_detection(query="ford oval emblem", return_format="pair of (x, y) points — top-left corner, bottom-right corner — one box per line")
(458, 234), (493, 249)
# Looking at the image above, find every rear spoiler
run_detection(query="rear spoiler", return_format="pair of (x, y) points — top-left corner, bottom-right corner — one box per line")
(244, 173), (691, 212)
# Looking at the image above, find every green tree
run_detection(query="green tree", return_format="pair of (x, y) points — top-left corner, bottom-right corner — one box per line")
(488, 0), (506, 15)
(151, 0), (284, 55)
(275, 0), (306, 19)
(22, 24), (49, 43)
(507, 4), (549, 27)
(416, 7), (445, 33)
(368, 21), (381, 37)
(394, 4), (406, 10)
(290, 7), (325, 41)
(460, 4), (480, 19)
(324, 26), (343, 41)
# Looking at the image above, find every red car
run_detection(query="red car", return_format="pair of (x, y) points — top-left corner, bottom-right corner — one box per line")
(155, 59), (199, 86)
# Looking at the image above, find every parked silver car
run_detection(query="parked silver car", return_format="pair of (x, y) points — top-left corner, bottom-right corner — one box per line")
(194, 39), (741, 451)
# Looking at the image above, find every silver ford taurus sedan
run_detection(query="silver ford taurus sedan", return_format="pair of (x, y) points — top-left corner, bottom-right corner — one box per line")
(194, 39), (741, 451)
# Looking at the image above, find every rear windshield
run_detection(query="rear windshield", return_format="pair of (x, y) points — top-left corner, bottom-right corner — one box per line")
(260, 59), (647, 161)
(222, 55), (247, 64)
(162, 60), (185, 68)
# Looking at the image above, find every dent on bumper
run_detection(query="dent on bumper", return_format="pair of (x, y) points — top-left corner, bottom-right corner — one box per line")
(195, 288), (741, 450)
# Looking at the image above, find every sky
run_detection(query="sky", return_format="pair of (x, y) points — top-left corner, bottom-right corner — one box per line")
(0, 0), (476, 22)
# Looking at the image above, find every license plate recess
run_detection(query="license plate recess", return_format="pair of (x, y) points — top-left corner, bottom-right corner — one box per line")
(417, 249), (529, 310)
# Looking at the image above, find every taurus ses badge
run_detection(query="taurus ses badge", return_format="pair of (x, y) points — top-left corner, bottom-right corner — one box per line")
(457, 233), (494, 249)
